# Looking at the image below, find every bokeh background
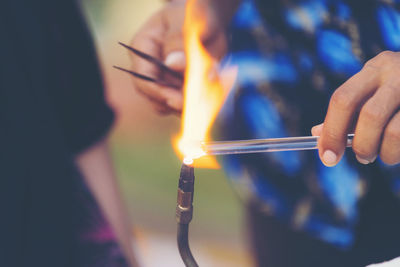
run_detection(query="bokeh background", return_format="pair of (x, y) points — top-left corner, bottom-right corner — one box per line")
(80, 0), (252, 266)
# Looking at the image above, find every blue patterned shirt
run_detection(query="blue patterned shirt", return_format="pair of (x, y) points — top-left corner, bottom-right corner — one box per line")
(220, 0), (400, 248)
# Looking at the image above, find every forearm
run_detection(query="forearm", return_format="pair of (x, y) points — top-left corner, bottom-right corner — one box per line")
(75, 139), (139, 267)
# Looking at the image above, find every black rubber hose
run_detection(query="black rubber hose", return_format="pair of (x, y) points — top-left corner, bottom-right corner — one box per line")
(177, 223), (198, 267)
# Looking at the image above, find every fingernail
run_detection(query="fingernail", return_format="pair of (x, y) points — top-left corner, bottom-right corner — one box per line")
(322, 150), (337, 167)
(356, 155), (370, 165)
(356, 155), (376, 165)
(165, 51), (185, 68)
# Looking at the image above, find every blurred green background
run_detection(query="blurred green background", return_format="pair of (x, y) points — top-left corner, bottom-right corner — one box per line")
(81, 1), (251, 266)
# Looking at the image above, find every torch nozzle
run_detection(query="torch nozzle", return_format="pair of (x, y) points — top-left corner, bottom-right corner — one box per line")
(176, 163), (195, 225)
(176, 163), (198, 267)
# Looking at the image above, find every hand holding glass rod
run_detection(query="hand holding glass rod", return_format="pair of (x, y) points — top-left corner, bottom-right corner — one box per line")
(199, 134), (354, 157)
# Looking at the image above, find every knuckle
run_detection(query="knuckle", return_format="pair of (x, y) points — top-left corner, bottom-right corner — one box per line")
(363, 60), (380, 71)
(377, 51), (395, 64)
(366, 51), (396, 69)
(330, 89), (355, 110)
(385, 124), (400, 142)
(384, 74), (400, 90)
(359, 103), (386, 123)
(381, 82), (399, 95)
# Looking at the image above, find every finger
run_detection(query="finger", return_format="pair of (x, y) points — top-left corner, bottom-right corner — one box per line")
(152, 102), (174, 116)
(380, 110), (400, 165)
(155, 104), (181, 116)
(353, 82), (400, 164)
(161, 88), (183, 112)
(311, 123), (324, 136)
(133, 76), (170, 103)
(140, 84), (182, 114)
(130, 9), (183, 103)
(139, 88), (168, 107)
(130, 9), (165, 75)
(319, 64), (380, 166)
(165, 51), (186, 72)
(161, 4), (186, 84)
(144, 92), (175, 115)
(130, 28), (167, 102)
(142, 88), (183, 116)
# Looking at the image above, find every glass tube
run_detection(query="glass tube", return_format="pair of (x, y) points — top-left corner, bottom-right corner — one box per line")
(201, 134), (354, 156)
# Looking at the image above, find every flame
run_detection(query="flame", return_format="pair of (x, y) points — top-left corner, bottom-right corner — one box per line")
(174, 0), (236, 168)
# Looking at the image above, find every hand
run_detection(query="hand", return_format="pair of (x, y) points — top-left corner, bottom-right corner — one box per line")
(130, 1), (186, 115)
(312, 51), (400, 166)
(129, 0), (240, 115)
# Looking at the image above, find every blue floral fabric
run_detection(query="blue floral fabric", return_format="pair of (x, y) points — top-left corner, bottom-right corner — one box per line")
(220, 0), (400, 248)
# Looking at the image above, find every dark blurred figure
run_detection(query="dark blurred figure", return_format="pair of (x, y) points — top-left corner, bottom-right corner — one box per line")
(0, 1), (138, 266)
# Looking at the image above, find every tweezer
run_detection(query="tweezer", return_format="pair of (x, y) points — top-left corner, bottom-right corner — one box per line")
(114, 42), (183, 89)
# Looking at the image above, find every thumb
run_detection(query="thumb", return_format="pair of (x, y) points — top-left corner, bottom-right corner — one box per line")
(312, 123), (342, 167)
(163, 32), (186, 75)
(165, 51), (186, 72)
(161, 2), (186, 71)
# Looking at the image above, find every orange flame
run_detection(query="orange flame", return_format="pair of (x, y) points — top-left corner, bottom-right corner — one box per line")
(174, 0), (236, 168)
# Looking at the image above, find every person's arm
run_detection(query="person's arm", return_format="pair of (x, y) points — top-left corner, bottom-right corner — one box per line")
(75, 139), (140, 267)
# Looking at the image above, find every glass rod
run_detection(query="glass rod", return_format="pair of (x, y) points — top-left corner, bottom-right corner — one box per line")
(201, 134), (354, 156)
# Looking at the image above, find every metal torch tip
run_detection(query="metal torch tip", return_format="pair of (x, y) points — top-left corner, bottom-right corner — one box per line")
(177, 163), (195, 225)
(179, 164), (195, 191)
